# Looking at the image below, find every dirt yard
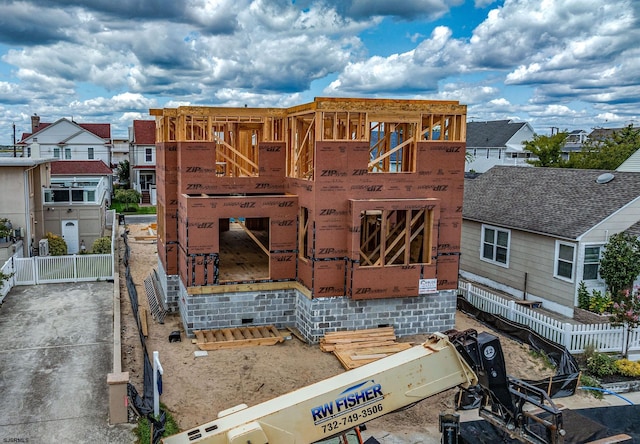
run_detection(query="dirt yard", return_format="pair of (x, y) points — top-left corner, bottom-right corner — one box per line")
(119, 223), (571, 439)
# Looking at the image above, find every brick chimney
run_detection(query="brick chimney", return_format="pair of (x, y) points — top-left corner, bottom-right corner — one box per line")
(31, 114), (40, 133)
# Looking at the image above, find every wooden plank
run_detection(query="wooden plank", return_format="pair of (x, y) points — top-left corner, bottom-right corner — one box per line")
(139, 307), (149, 338)
(194, 325), (285, 350)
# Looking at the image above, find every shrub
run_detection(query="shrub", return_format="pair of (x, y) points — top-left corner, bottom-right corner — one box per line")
(577, 281), (590, 310)
(91, 237), (111, 254)
(45, 232), (67, 256)
(579, 374), (604, 399)
(588, 290), (612, 314)
(586, 352), (617, 378)
(615, 359), (640, 378)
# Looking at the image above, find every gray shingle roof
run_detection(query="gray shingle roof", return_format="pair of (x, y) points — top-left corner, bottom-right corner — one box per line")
(466, 120), (527, 147)
(463, 166), (640, 239)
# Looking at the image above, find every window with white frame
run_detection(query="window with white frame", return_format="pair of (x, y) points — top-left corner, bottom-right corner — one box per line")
(145, 148), (152, 162)
(88, 147), (94, 159)
(53, 147), (60, 158)
(555, 241), (575, 281)
(583, 246), (601, 280)
(64, 147), (71, 159)
(481, 225), (510, 266)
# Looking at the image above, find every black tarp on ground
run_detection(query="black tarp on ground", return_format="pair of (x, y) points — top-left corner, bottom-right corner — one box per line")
(460, 404), (639, 443)
(457, 294), (580, 399)
(122, 231), (166, 443)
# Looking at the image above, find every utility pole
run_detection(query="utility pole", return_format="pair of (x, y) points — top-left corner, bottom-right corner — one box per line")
(12, 122), (16, 157)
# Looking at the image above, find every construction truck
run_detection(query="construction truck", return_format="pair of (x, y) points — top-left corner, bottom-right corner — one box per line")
(160, 330), (619, 444)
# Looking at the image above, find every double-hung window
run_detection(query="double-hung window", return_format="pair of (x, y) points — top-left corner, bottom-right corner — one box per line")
(88, 147), (94, 159)
(145, 148), (152, 162)
(583, 246), (601, 280)
(481, 225), (510, 266)
(555, 241), (575, 281)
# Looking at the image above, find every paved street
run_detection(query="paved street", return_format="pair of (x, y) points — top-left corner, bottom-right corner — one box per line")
(0, 282), (134, 443)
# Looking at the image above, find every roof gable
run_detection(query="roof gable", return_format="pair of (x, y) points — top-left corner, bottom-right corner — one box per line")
(50, 160), (113, 176)
(463, 166), (640, 239)
(466, 120), (528, 148)
(21, 118), (110, 143)
(132, 120), (156, 145)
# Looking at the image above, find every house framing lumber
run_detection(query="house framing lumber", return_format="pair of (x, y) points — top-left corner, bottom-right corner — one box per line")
(151, 97), (466, 300)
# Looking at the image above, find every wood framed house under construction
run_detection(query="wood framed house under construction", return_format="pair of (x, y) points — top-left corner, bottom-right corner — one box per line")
(151, 97), (467, 342)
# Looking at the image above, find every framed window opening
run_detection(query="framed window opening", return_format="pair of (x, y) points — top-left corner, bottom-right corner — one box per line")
(64, 147), (71, 159)
(53, 147), (60, 158)
(88, 147), (94, 160)
(583, 245), (601, 280)
(555, 241), (576, 281)
(298, 207), (311, 260)
(145, 148), (152, 162)
(368, 121), (417, 173)
(481, 225), (510, 267)
(359, 208), (432, 267)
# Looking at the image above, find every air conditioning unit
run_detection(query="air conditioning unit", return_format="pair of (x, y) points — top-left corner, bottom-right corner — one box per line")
(39, 239), (49, 256)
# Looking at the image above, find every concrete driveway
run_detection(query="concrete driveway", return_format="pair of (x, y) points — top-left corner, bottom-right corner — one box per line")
(0, 282), (134, 443)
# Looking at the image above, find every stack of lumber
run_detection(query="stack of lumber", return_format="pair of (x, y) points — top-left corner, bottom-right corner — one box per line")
(320, 327), (413, 370)
(194, 325), (284, 350)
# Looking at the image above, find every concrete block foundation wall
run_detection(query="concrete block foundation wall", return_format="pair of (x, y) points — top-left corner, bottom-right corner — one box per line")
(157, 257), (181, 313)
(159, 266), (457, 343)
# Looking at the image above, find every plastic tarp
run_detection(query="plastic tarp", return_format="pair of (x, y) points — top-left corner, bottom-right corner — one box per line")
(456, 295), (580, 399)
(122, 232), (166, 444)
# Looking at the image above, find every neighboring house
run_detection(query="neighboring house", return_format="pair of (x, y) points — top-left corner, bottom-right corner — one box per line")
(617, 149), (640, 172)
(44, 160), (112, 253)
(19, 115), (112, 166)
(0, 157), (54, 259)
(465, 120), (535, 173)
(589, 127), (623, 142)
(460, 166), (640, 318)
(111, 138), (129, 169)
(129, 120), (156, 205)
(562, 129), (589, 161)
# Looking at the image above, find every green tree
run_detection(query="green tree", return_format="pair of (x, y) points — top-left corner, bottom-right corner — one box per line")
(524, 132), (569, 167)
(567, 125), (640, 169)
(115, 188), (141, 212)
(609, 289), (640, 358)
(116, 160), (130, 188)
(599, 232), (640, 301)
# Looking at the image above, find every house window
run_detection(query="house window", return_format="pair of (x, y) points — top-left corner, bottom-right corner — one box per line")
(64, 147), (71, 159)
(88, 147), (94, 159)
(555, 241), (575, 281)
(145, 148), (152, 162)
(481, 225), (510, 266)
(53, 147), (60, 158)
(583, 246), (601, 280)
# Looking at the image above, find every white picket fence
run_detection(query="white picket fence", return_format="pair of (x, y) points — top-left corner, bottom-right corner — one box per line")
(459, 281), (640, 358)
(0, 210), (117, 301)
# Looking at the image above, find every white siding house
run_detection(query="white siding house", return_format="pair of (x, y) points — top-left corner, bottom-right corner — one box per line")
(465, 120), (535, 173)
(19, 115), (112, 166)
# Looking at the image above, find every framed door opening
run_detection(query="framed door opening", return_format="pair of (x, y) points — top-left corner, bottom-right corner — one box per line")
(218, 217), (270, 282)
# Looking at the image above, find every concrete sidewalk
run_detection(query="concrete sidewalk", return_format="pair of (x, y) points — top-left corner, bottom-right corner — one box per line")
(0, 282), (134, 443)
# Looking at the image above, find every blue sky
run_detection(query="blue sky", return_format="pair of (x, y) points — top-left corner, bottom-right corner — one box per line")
(0, 0), (638, 144)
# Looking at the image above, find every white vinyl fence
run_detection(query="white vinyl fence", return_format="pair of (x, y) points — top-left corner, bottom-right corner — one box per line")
(0, 210), (117, 302)
(459, 281), (640, 358)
